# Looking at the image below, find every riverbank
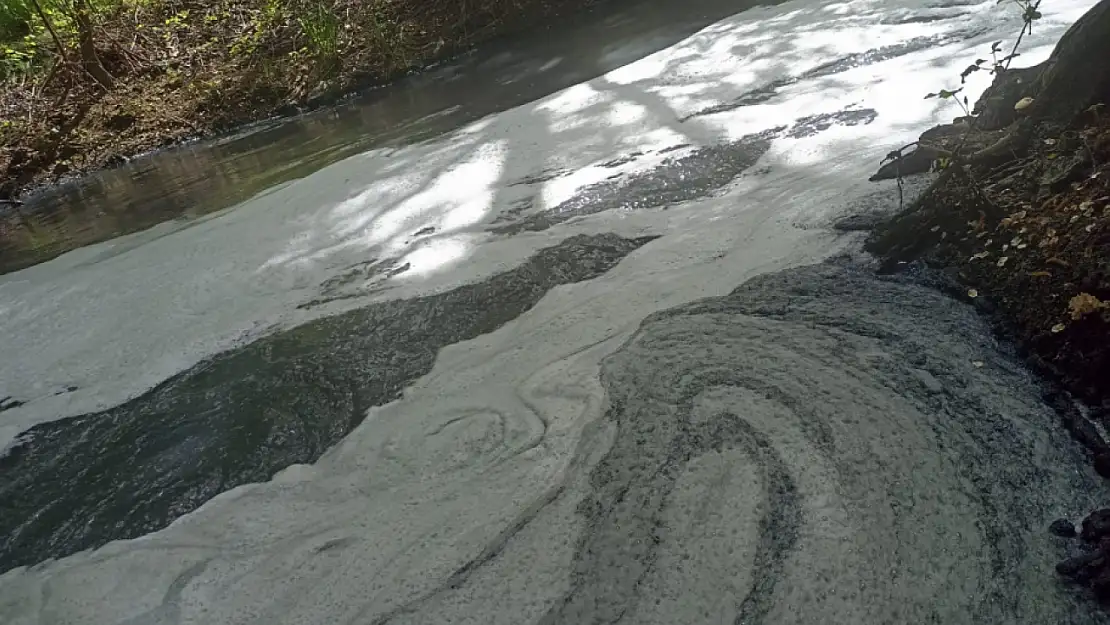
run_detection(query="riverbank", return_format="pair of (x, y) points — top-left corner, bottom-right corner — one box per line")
(860, 0), (1110, 602)
(867, 113), (1110, 411)
(866, 0), (1110, 411)
(0, 0), (607, 200)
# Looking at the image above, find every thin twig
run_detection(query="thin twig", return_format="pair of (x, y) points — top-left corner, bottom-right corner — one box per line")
(1084, 136), (1100, 168)
(909, 0), (1041, 201)
(29, 0), (70, 66)
(896, 159), (904, 210)
(1002, 0), (1041, 72)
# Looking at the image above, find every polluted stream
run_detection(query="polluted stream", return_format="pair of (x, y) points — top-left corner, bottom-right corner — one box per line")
(1, 0), (1109, 622)
(0, 0), (787, 273)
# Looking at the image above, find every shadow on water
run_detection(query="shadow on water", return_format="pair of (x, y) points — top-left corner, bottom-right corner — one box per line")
(0, 0), (778, 274)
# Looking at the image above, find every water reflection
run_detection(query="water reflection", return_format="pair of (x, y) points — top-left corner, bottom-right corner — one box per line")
(0, 0), (773, 274)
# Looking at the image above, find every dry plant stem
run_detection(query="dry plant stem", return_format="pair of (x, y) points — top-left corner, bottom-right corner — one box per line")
(888, 6), (1039, 209)
(897, 160), (904, 209)
(941, 3), (1034, 165)
(39, 59), (59, 92)
(1004, 0), (1039, 71)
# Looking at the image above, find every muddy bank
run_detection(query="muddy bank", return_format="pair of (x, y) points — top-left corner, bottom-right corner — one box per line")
(861, 0), (1110, 603)
(1, 0), (623, 200)
(866, 0), (1110, 425)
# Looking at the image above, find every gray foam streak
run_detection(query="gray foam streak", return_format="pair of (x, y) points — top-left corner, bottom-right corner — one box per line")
(538, 262), (1105, 624)
(0, 233), (656, 576)
(312, 263), (1109, 624)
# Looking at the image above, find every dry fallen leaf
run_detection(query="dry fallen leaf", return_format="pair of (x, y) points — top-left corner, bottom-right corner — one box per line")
(967, 289), (979, 298)
(1069, 293), (1107, 320)
(972, 360), (985, 368)
(1029, 271), (1051, 277)
(1051, 323), (1066, 333)
(996, 256), (1009, 267)
(970, 251), (990, 261)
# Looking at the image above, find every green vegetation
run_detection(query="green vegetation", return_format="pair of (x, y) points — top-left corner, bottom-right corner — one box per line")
(0, 0), (602, 197)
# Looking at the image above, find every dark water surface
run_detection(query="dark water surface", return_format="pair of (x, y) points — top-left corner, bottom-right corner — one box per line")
(0, 0), (774, 274)
(0, 234), (655, 574)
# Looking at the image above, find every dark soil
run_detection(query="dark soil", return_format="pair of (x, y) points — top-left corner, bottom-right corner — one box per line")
(867, 0), (1110, 410)
(868, 115), (1110, 408)
(1052, 517), (1079, 538)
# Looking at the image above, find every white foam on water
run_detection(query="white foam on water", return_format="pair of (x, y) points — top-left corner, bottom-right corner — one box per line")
(0, 0), (1100, 621)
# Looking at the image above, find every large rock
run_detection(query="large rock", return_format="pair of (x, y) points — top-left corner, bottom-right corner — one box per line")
(1028, 0), (1110, 126)
(972, 63), (1046, 131)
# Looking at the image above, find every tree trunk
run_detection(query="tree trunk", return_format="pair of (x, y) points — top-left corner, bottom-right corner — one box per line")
(964, 0), (1110, 165)
(1028, 0), (1110, 126)
(73, 0), (115, 90)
